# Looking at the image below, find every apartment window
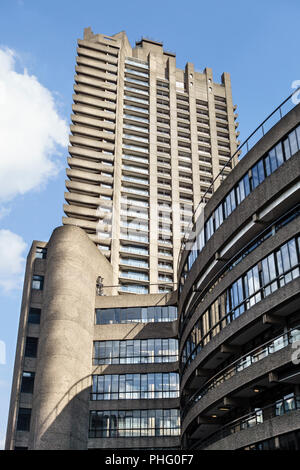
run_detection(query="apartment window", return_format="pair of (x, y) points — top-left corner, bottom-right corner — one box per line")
(93, 338), (178, 365)
(89, 409), (180, 438)
(236, 174), (251, 204)
(91, 372), (179, 400)
(20, 372), (35, 394)
(35, 247), (47, 259)
(16, 408), (31, 431)
(32, 275), (44, 290)
(158, 274), (173, 282)
(224, 188), (236, 218)
(96, 305), (177, 324)
(28, 308), (41, 324)
(24, 337), (38, 358)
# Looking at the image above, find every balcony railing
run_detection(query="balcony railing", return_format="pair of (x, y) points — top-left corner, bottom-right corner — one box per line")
(181, 325), (300, 422)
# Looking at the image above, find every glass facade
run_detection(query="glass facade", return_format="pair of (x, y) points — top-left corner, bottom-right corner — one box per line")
(89, 409), (180, 438)
(182, 326), (300, 421)
(93, 338), (178, 365)
(181, 235), (300, 371)
(243, 430), (300, 451)
(20, 371), (35, 394)
(96, 305), (177, 324)
(91, 372), (179, 400)
(180, 124), (300, 290)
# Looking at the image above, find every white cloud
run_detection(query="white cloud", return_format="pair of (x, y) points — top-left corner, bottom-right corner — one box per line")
(0, 47), (68, 204)
(0, 229), (27, 292)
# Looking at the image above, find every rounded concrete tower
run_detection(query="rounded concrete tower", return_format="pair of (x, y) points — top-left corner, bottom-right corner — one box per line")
(28, 225), (112, 449)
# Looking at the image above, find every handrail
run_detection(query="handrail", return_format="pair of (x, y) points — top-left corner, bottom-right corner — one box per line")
(181, 324), (300, 421)
(195, 394), (300, 449)
(178, 88), (300, 274)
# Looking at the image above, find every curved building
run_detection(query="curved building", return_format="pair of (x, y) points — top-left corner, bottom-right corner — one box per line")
(178, 99), (300, 450)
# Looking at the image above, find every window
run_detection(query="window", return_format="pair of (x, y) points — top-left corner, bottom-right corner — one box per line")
(91, 372), (179, 400)
(251, 159), (265, 189)
(181, 125), (300, 278)
(214, 204), (223, 230)
(181, 235), (300, 370)
(93, 338), (178, 365)
(265, 143), (284, 176)
(32, 275), (44, 290)
(28, 308), (41, 324)
(20, 372), (35, 394)
(16, 408), (31, 431)
(224, 188), (236, 218)
(236, 174), (250, 204)
(24, 337), (38, 358)
(95, 305), (177, 324)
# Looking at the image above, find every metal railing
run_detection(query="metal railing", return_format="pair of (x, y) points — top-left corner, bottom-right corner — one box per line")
(178, 88), (300, 272)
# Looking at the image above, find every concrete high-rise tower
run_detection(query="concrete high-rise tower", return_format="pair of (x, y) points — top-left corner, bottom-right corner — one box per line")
(63, 28), (239, 295)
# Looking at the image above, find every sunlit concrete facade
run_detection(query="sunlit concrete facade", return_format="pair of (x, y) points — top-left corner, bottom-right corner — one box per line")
(63, 27), (239, 296)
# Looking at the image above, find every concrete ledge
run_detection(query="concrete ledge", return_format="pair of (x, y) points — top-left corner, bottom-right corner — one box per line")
(203, 409), (300, 450)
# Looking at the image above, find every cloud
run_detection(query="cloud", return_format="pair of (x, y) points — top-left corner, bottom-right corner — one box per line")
(0, 47), (68, 204)
(0, 229), (27, 292)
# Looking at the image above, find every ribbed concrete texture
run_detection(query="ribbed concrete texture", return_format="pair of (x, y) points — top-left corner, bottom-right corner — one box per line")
(28, 226), (112, 449)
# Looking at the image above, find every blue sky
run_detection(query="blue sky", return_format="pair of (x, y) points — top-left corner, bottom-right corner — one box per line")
(0, 0), (299, 448)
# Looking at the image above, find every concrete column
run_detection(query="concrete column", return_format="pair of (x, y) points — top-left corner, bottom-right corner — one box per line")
(28, 225), (112, 449)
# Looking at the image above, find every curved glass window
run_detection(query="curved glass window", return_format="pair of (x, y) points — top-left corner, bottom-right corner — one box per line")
(180, 205), (300, 332)
(89, 409), (180, 438)
(95, 305), (177, 324)
(181, 235), (300, 372)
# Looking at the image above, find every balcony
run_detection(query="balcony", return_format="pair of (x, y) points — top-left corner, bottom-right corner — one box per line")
(124, 86), (149, 96)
